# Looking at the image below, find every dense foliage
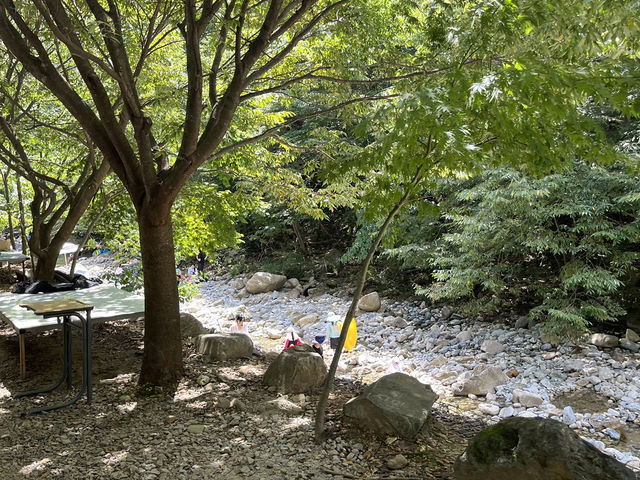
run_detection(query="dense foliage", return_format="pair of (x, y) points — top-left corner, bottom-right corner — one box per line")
(376, 162), (639, 337)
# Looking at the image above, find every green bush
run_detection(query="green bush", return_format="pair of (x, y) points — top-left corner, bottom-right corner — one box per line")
(259, 252), (311, 279)
(392, 162), (640, 338)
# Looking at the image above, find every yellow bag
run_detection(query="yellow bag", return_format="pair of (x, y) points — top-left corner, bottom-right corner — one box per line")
(339, 319), (357, 351)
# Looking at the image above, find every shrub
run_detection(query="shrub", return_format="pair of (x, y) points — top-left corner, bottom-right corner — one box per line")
(394, 162), (640, 338)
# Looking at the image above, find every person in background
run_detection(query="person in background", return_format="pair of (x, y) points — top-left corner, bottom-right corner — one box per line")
(187, 264), (197, 281)
(326, 313), (342, 350)
(283, 327), (302, 349)
(312, 335), (325, 357)
(230, 314), (249, 334)
(197, 249), (206, 279)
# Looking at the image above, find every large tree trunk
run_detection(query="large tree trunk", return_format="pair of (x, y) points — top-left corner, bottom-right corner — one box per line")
(138, 205), (183, 388)
(33, 251), (59, 282)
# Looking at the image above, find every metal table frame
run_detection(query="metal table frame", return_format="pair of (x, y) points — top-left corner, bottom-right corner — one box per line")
(14, 301), (94, 415)
(0, 285), (145, 379)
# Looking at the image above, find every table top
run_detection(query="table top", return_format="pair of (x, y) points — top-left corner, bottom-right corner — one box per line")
(0, 284), (144, 333)
(0, 251), (29, 262)
(20, 299), (94, 316)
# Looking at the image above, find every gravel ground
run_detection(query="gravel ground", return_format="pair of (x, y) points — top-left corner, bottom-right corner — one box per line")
(0, 303), (483, 480)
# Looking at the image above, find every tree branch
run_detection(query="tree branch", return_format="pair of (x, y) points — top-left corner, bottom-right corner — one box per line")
(211, 93), (399, 160)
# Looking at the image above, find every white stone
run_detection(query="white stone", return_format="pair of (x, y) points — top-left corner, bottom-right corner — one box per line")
(478, 403), (500, 415)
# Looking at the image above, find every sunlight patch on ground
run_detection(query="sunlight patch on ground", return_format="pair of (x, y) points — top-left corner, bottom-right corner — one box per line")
(101, 450), (128, 474)
(0, 384), (10, 399)
(173, 387), (208, 402)
(217, 367), (247, 383)
(19, 457), (52, 475)
(282, 416), (312, 431)
(99, 373), (137, 385)
(116, 402), (137, 414)
(229, 436), (251, 448)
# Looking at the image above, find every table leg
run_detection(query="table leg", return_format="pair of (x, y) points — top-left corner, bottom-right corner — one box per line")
(14, 321), (70, 401)
(23, 311), (92, 415)
(86, 312), (92, 404)
(19, 333), (25, 379)
(64, 320), (72, 389)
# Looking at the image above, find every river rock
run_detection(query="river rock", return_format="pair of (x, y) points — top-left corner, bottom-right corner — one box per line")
(246, 272), (287, 294)
(626, 329), (640, 343)
(195, 333), (253, 361)
(514, 389), (544, 408)
(263, 344), (327, 394)
(440, 306), (453, 320)
(619, 338), (639, 352)
(293, 313), (320, 328)
(454, 417), (635, 480)
(454, 365), (508, 396)
(589, 333), (619, 348)
(514, 316), (529, 329)
(358, 292), (381, 312)
(457, 331), (473, 343)
(481, 340), (506, 355)
(343, 373), (437, 439)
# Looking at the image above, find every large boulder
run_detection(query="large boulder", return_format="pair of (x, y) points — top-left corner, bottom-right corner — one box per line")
(180, 312), (209, 338)
(358, 292), (381, 312)
(343, 373), (438, 439)
(626, 328), (640, 342)
(263, 344), (327, 394)
(245, 272), (287, 294)
(195, 333), (253, 361)
(589, 333), (619, 348)
(454, 365), (508, 396)
(454, 417), (635, 480)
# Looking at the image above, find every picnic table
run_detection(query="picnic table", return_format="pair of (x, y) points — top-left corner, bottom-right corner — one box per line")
(0, 284), (144, 379)
(14, 298), (95, 414)
(0, 250), (29, 276)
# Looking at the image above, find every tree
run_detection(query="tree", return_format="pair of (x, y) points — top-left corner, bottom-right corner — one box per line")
(0, 0), (402, 388)
(0, 55), (111, 280)
(313, 0), (639, 437)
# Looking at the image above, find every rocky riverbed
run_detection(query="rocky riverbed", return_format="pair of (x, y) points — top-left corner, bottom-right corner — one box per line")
(1, 254), (639, 479)
(183, 272), (640, 472)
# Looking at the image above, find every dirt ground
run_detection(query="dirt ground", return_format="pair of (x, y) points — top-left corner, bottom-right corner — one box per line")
(0, 268), (485, 479)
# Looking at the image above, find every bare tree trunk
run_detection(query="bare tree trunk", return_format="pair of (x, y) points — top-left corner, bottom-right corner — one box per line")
(16, 177), (28, 256)
(70, 192), (116, 276)
(138, 204), (183, 388)
(1, 170), (15, 249)
(314, 167), (424, 441)
(292, 221), (308, 254)
(314, 199), (409, 440)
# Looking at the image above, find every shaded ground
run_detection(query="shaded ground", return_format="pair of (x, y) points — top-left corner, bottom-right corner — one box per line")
(0, 267), (485, 479)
